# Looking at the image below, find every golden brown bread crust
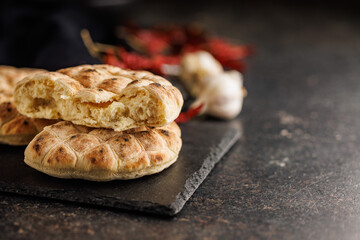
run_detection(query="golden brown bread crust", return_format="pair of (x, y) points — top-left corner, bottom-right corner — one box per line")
(14, 64), (184, 131)
(0, 66), (56, 145)
(24, 121), (182, 181)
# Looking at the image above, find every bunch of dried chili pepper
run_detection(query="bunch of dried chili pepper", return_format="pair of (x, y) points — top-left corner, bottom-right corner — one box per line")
(82, 23), (253, 75)
(117, 23), (253, 72)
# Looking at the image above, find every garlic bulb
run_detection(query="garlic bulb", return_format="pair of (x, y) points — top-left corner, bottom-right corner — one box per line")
(180, 51), (245, 119)
(180, 51), (223, 96)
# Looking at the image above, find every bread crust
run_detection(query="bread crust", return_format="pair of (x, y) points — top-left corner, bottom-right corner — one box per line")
(24, 121), (182, 181)
(15, 64), (183, 131)
(0, 66), (55, 145)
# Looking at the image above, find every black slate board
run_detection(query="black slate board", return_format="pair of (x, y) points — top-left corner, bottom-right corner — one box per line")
(0, 120), (240, 216)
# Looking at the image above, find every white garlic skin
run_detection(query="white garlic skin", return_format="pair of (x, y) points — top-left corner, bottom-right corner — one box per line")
(180, 51), (223, 96)
(193, 71), (244, 119)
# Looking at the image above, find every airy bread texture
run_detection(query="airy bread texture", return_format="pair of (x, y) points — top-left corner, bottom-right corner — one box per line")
(15, 64), (183, 131)
(25, 121), (182, 181)
(0, 66), (55, 145)
(0, 66), (46, 103)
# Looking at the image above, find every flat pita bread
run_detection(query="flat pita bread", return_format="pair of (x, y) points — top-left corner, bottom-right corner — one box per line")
(25, 121), (182, 181)
(15, 64), (183, 131)
(0, 66), (56, 145)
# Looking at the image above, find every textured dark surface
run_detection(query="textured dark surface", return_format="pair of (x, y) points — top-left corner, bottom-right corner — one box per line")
(0, 120), (240, 216)
(1, 1), (360, 239)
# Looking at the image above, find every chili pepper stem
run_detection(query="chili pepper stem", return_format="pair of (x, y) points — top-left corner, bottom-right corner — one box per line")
(80, 29), (102, 59)
(81, 29), (121, 60)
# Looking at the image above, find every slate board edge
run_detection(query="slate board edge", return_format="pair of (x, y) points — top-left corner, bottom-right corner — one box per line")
(0, 127), (240, 216)
(168, 128), (241, 215)
(0, 183), (175, 215)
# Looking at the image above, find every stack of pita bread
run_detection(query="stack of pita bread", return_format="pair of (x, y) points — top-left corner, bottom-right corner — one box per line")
(1, 64), (183, 181)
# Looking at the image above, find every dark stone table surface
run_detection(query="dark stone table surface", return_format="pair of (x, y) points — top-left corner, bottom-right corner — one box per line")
(1, 1), (360, 239)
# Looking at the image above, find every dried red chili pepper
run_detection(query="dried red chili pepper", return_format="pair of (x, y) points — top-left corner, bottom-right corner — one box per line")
(103, 47), (182, 75)
(132, 29), (170, 55)
(103, 49), (128, 68)
(207, 38), (253, 60)
(221, 60), (247, 72)
(117, 48), (153, 70)
(175, 103), (204, 123)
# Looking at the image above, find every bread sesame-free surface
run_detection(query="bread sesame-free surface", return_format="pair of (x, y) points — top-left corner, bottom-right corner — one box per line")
(25, 121), (182, 181)
(15, 64), (183, 131)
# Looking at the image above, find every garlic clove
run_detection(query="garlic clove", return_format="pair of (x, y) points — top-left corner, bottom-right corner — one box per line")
(180, 51), (223, 96)
(191, 70), (244, 119)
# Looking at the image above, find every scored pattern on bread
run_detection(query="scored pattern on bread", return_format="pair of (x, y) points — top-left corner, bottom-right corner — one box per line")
(15, 64), (184, 131)
(25, 121), (182, 181)
(0, 66), (56, 145)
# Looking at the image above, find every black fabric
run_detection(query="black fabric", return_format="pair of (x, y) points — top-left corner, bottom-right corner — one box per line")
(0, 5), (110, 70)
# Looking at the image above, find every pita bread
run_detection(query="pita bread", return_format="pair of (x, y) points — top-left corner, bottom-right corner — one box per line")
(15, 64), (183, 131)
(25, 121), (182, 181)
(0, 66), (55, 145)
